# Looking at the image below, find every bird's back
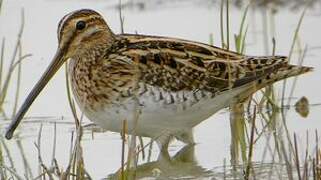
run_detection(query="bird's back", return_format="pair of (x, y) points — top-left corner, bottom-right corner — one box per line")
(110, 34), (312, 95)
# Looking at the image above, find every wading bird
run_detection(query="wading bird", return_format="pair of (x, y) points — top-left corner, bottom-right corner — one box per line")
(5, 9), (312, 154)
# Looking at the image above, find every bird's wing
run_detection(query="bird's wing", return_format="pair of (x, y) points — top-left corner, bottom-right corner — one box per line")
(107, 34), (291, 93)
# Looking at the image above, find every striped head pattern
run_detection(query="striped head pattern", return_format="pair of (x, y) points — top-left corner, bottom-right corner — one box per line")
(56, 9), (115, 57)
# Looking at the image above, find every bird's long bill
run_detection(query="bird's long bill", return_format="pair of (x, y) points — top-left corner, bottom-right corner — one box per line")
(5, 48), (65, 140)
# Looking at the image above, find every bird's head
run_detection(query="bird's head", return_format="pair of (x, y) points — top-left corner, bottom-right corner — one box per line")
(5, 9), (113, 139)
(57, 9), (114, 58)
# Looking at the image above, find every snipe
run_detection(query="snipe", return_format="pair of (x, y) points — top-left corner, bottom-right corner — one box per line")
(5, 9), (312, 153)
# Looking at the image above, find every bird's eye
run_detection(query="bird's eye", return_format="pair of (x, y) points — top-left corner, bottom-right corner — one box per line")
(76, 21), (86, 30)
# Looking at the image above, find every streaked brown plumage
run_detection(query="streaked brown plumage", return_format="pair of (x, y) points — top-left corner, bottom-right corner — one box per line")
(5, 9), (312, 154)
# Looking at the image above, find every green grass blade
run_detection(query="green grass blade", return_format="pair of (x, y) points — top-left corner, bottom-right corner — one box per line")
(0, 39), (4, 90)
(220, 0), (225, 48)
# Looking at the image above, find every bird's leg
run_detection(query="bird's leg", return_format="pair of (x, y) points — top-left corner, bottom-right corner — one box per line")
(156, 133), (173, 161)
(172, 143), (196, 163)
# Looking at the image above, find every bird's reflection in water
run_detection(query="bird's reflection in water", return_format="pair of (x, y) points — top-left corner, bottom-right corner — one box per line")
(107, 144), (213, 179)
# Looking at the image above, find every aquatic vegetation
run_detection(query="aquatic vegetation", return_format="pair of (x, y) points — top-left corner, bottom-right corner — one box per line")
(0, 9), (31, 118)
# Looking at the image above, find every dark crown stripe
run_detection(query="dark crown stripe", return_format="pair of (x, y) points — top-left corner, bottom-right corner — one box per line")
(58, 9), (104, 41)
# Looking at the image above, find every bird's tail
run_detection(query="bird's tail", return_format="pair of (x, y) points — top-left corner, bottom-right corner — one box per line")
(234, 55), (313, 88)
(256, 64), (312, 88)
(233, 56), (313, 102)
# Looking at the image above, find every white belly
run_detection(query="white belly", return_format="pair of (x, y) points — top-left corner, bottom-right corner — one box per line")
(78, 84), (251, 138)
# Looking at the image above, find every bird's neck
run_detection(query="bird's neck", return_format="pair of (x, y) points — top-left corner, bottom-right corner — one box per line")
(67, 33), (125, 111)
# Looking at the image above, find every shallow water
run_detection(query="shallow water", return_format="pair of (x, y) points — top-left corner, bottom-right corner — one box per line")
(0, 0), (321, 179)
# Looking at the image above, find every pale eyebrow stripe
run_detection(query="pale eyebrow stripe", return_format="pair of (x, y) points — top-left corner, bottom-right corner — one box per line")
(57, 12), (73, 40)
